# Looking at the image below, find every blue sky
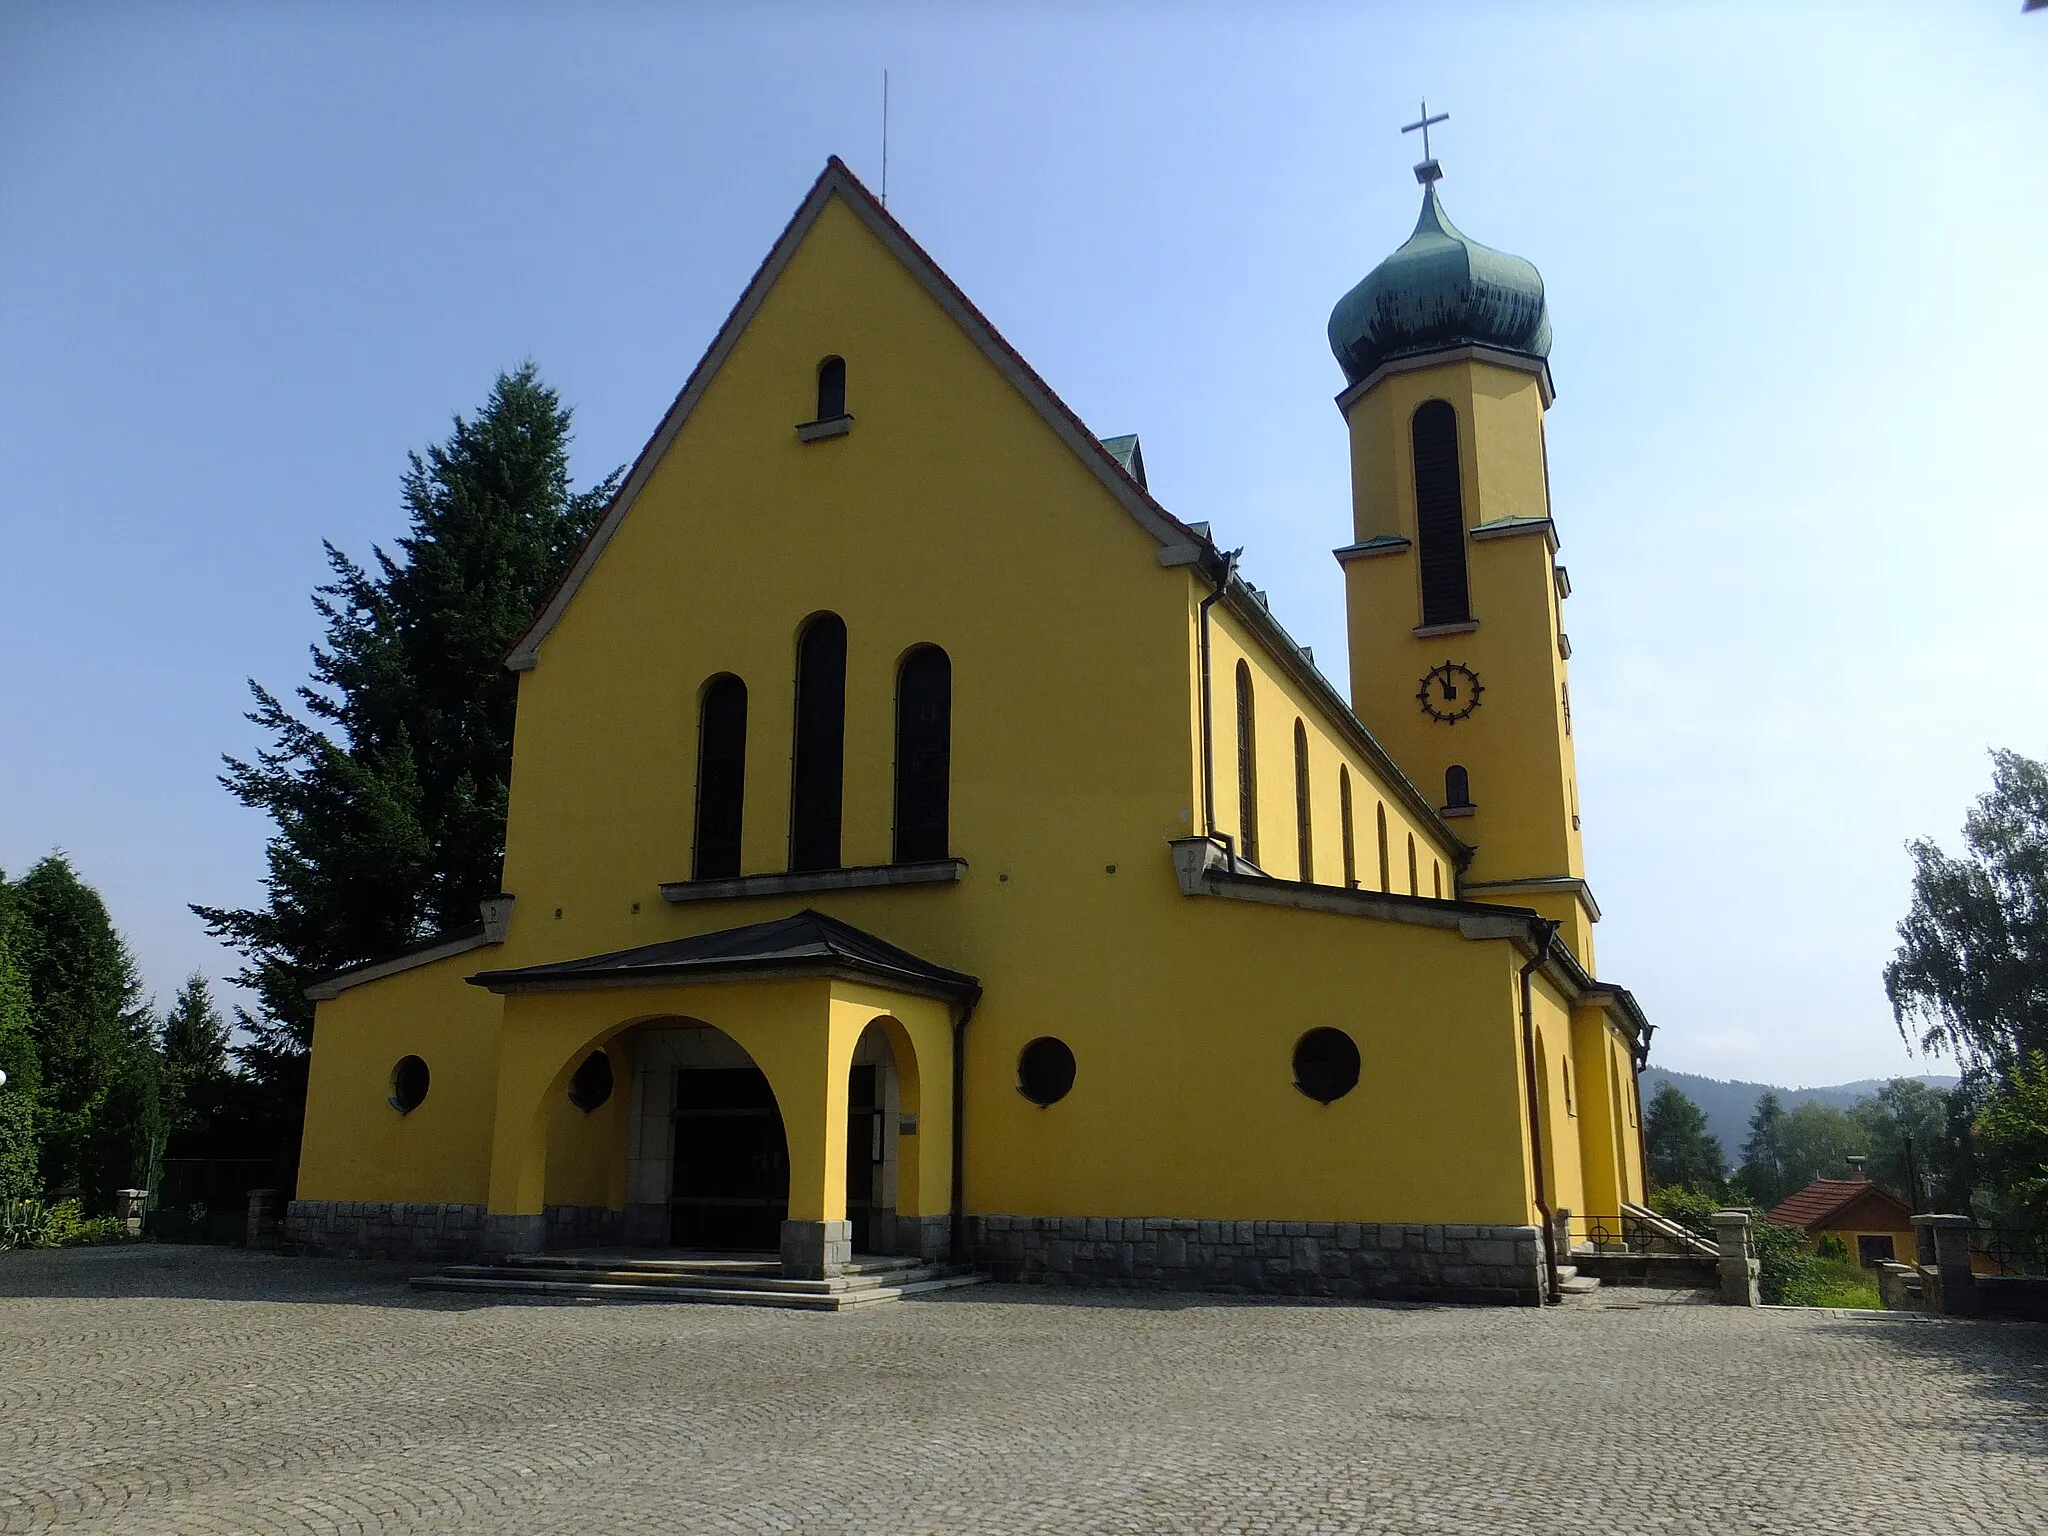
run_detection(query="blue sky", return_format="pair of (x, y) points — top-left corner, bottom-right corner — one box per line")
(3, 4), (2043, 1087)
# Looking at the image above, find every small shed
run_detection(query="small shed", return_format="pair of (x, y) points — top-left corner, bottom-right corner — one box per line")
(1768, 1159), (1916, 1268)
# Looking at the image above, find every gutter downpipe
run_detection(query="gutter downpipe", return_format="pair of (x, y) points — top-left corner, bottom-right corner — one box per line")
(1197, 547), (1243, 866)
(1519, 918), (1562, 1306)
(1633, 1022), (1655, 1206)
(948, 989), (981, 1267)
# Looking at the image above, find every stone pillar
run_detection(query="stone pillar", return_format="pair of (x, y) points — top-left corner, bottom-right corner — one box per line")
(781, 1218), (852, 1280)
(1912, 1214), (1977, 1317)
(1713, 1209), (1760, 1306)
(1552, 1207), (1573, 1261)
(114, 1189), (146, 1238)
(245, 1188), (280, 1250)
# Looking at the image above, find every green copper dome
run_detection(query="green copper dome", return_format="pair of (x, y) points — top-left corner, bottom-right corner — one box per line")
(1327, 184), (1551, 387)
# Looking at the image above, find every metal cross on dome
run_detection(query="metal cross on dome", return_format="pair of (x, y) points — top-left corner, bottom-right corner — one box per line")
(1402, 100), (1448, 185)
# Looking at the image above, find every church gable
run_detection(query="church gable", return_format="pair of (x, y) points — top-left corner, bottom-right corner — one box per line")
(506, 157), (1201, 674)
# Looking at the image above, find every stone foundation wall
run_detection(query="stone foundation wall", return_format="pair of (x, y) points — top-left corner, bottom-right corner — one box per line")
(544, 1204), (626, 1251)
(286, 1200), (542, 1262)
(967, 1215), (1544, 1306)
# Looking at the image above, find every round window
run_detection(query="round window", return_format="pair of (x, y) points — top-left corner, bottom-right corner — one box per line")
(389, 1055), (430, 1114)
(1292, 1028), (1360, 1104)
(1017, 1037), (1077, 1107)
(569, 1049), (614, 1112)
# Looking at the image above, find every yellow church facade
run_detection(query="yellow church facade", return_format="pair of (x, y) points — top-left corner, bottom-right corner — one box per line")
(289, 157), (1650, 1305)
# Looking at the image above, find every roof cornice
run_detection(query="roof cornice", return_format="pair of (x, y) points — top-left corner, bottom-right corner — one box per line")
(1333, 343), (1555, 416)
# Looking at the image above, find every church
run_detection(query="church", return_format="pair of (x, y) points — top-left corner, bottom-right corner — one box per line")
(288, 147), (1652, 1307)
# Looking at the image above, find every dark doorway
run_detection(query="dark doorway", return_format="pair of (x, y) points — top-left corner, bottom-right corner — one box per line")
(846, 1064), (882, 1252)
(670, 1068), (789, 1251)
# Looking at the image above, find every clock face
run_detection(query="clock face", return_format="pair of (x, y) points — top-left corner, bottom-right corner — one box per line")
(1417, 661), (1483, 724)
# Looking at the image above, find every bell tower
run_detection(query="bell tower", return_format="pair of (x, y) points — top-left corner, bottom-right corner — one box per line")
(1327, 133), (1595, 964)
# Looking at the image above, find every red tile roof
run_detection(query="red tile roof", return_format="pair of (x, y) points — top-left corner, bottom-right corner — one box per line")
(1768, 1179), (1914, 1231)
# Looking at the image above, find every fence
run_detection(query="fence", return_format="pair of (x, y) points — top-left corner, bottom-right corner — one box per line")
(146, 1157), (285, 1244)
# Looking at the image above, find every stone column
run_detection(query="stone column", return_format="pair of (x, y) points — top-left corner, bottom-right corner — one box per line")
(780, 1218), (852, 1280)
(114, 1189), (146, 1238)
(245, 1188), (279, 1250)
(1713, 1209), (1760, 1306)
(1912, 1214), (1976, 1317)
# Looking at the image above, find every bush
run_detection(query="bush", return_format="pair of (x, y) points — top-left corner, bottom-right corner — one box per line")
(0, 1197), (130, 1251)
(1815, 1234), (1849, 1261)
(1783, 1253), (1882, 1309)
(1649, 1183), (1819, 1304)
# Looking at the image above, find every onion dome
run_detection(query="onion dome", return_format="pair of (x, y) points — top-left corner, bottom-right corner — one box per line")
(1327, 184), (1551, 388)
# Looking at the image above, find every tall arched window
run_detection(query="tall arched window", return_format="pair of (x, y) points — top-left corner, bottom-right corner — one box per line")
(894, 645), (951, 863)
(1339, 767), (1357, 889)
(1376, 803), (1391, 892)
(1412, 400), (1471, 626)
(1235, 661), (1259, 867)
(816, 356), (847, 421)
(1407, 832), (1419, 895)
(693, 674), (748, 879)
(1445, 764), (1471, 810)
(1293, 720), (1313, 883)
(789, 613), (848, 872)
(1432, 860), (1443, 899)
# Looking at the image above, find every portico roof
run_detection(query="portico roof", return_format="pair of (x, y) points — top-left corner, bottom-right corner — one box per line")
(467, 908), (981, 1004)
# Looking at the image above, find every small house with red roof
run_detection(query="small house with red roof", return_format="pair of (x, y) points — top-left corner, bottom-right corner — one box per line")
(1768, 1158), (1916, 1268)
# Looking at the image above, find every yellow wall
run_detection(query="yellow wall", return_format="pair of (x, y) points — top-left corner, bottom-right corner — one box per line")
(297, 183), (1642, 1240)
(299, 949), (504, 1204)
(1206, 609), (1453, 887)
(1340, 358), (1593, 965)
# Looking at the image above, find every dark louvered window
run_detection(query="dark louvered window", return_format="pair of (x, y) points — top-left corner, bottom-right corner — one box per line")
(693, 674), (748, 879)
(817, 356), (847, 420)
(1235, 661), (1259, 867)
(789, 614), (847, 871)
(894, 646), (952, 863)
(1339, 767), (1357, 889)
(1293, 719), (1313, 883)
(1445, 764), (1471, 809)
(1412, 400), (1471, 626)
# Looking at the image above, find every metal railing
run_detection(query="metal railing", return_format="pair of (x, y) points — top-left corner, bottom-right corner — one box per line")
(1975, 1228), (2047, 1277)
(1567, 1212), (1715, 1258)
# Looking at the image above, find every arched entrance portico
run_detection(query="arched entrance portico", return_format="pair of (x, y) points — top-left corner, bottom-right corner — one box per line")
(619, 1021), (791, 1251)
(469, 910), (977, 1279)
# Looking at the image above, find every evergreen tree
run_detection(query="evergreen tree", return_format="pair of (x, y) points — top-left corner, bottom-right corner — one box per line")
(1737, 1092), (1790, 1207)
(0, 876), (42, 1200)
(1643, 1083), (1726, 1190)
(1886, 749), (2048, 1072)
(193, 366), (619, 1157)
(7, 855), (160, 1205)
(161, 973), (231, 1137)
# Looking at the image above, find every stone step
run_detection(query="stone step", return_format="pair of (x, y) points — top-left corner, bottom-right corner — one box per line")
(407, 1269), (987, 1310)
(498, 1251), (928, 1279)
(429, 1261), (969, 1297)
(1570, 1251), (1718, 1289)
(1558, 1273), (1602, 1295)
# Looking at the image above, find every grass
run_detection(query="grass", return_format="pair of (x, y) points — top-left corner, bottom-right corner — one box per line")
(1788, 1254), (1883, 1309)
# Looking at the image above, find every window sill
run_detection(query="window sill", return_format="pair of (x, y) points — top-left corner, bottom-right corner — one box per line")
(796, 414), (854, 442)
(1440, 804), (1476, 819)
(659, 858), (966, 903)
(1413, 620), (1478, 638)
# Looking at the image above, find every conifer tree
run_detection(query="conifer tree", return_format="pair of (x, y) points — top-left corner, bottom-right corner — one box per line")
(161, 973), (231, 1137)
(0, 876), (42, 1200)
(194, 366), (620, 1149)
(1643, 1083), (1725, 1191)
(7, 854), (160, 1205)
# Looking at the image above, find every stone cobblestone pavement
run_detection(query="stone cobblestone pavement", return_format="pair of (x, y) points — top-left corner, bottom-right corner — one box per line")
(2, 1247), (2043, 1535)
